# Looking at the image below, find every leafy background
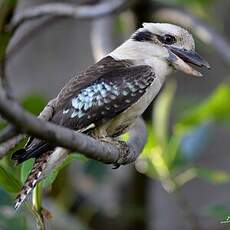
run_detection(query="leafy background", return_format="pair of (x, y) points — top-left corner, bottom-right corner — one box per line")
(0, 0), (230, 229)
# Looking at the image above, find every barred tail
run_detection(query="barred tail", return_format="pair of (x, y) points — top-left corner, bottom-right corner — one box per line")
(14, 152), (51, 210)
(14, 147), (69, 210)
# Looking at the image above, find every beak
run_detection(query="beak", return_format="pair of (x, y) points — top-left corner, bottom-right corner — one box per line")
(166, 46), (210, 77)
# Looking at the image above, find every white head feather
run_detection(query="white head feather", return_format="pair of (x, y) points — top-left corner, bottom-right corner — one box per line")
(109, 22), (207, 78)
(142, 23), (195, 50)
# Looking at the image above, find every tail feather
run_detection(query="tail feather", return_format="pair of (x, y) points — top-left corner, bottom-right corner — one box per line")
(14, 147), (69, 210)
(11, 149), (27, 165)
(12, 142), (51, 164)
(14, 152), (51, 210)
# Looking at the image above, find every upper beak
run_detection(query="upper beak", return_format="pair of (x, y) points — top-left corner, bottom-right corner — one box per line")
(166, 45), (210, 77)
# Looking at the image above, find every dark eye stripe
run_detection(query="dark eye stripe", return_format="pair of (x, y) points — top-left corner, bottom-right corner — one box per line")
(132, 30), (153, 42)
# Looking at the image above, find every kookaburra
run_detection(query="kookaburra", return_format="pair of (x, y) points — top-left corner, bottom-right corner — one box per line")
(12, 23), (210, 210)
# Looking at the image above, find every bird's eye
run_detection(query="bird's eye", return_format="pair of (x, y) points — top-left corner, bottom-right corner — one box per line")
(159, 34), (176, 45)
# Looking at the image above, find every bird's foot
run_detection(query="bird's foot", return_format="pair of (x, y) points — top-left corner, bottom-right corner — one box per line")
(99, 137), (130, 169)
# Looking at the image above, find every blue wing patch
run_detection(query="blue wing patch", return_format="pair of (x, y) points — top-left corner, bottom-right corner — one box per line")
(64, 81), (119, 119)
(52, 65), (155, 132)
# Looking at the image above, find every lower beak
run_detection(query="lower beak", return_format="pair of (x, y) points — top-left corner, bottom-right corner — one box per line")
(166, 46), (210, 77)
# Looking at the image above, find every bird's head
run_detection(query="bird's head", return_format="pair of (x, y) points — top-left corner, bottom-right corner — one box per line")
(124, 23), (210, 76)
(133, 23), (210, 76)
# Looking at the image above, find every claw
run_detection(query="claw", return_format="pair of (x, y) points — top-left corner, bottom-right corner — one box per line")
(112, 163), (120, 169)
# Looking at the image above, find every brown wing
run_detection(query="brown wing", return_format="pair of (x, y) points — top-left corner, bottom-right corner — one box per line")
(51, 64), (155, 131)
(25, 56), (128, 148)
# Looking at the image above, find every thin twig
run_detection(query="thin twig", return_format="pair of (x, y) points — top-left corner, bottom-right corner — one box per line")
(10, 0), (131, 30)
(153, 5), (230, 64)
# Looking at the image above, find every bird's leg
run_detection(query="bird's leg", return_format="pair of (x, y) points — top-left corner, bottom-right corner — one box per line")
(99, 137), (130, 169)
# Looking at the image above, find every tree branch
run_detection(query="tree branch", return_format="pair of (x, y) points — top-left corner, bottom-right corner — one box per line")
(0, 58), (11, 96)
(90, 16), (116, 61)
(6, 16), (61, 60)
(7, 0), (132, 62)
(10, 0), (131, 30)
(0, 92), (146, 165)
(153, 5), (230, 64)
(0, 97), (57, 158)
(0, 134), (23, 158)
(0, 125), (18, 144)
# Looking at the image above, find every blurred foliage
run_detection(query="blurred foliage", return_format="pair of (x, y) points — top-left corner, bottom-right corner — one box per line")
(138, 80), (230, 211)
(0, 188), (28, 230)
(202, 204), (230, 220)
(135, 80), (230, 225)
(0, 94), (47, 196)
(155, 0), (216, 9)
(176, 84), (230, 133)
(0, 32), (10, 60)
(0, 186), (30, 229)
(21, 94), (47, 115)
(194, 167), (230, 184)
(0, 166), (20, 193)
(42, 154), (86, 188)
(0, 94), (47, 229)
(154, 0), (223, 20)
(2, 81), (227, 227)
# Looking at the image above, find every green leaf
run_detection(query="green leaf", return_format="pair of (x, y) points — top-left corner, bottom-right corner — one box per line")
(22, 94), (47, 115)
(153, 81), (176, 146)
(20, 159), (34, 184)
(141, 124), (157, 157)
(176, 84), (230, 133)
(0, 207), (29, 230)
(42, 154), (86, 188)
(164, 134), (183, 168)
(0, 166), (21, 193)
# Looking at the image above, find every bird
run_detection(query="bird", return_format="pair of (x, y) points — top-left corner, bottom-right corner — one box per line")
(11, 22), (210, 210)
